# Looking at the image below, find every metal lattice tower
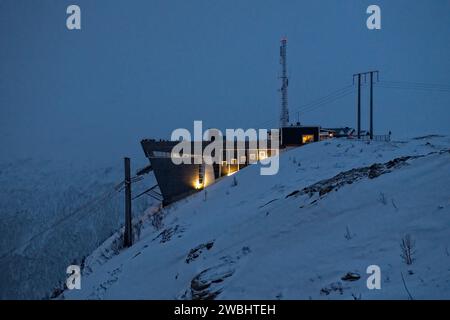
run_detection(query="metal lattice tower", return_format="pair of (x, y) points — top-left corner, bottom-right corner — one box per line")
(279, 37), (289, 128)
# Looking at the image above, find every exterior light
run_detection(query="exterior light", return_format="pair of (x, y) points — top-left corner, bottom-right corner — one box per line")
(194, 180), (203, 189)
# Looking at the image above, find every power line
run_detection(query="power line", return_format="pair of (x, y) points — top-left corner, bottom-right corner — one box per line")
(376, 79), (450, 93)
(296, 87), (354, 115)
(295, 85), (353, 113)
(0, 175), (147, 261)
(254, 84), (354, 129)
(379, 80), (450, 89)
(255, 117), (278, 129)
(254, 78), (450, 129)
(375, 83), (450, 93)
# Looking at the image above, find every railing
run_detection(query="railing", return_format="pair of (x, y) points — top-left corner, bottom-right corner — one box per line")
(356, 134), (391, 142)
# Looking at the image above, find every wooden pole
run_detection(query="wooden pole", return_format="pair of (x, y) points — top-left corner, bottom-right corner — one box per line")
(124, 157), (132, 247)
(357, 74), (361, 139)
(370, 71), (374, 140)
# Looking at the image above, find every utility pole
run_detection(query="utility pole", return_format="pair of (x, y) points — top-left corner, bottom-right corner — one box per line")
(124, 157), (133, 248)
(353, 70), (379, 139)
(279, 37), (289, 128)
(357, 74), (361, 139)
(369, 72), (374, 139)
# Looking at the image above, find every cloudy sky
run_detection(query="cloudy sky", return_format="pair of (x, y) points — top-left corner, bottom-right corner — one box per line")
(1, 0), (449, 163)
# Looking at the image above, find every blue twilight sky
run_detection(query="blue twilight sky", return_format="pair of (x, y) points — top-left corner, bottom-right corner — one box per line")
(0, 0), (449, 163)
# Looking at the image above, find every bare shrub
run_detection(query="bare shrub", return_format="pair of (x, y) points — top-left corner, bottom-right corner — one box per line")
(351, 293), (362, 300)
(232, 176), (238, 187)
(151, 210), (164, 230)
(391, 199), (398, 211)
(133, 219), (143, 242)
(378, 192), (387, 205)
(344, 226), (353, 240)
(400, 234), (416, 265)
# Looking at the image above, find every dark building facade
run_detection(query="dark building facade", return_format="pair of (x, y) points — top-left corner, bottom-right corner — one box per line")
(141, 125), (321, 205)
(280, 126), (320, 147)
(141, 138), (278, 205)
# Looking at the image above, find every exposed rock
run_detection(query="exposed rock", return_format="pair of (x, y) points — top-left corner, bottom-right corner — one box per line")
(284, 155), (419, 204)
(186, 241), (214, 264)
(320, 281), (346, 296)
(285, 190), (299, 199)
(341, 272), (361, 281)
(190, 263), (235, 300)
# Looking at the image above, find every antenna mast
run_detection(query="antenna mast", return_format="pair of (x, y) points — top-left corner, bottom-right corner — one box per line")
(279, 37), (289, 128)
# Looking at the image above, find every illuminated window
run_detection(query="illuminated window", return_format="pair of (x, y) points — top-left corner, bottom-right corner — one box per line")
(240, 155), (246, 163)
(222, 160), (227, 166)
(231, 158), (237, 165)
(259, 150), (267, 160)
(302, 134), (314, 144)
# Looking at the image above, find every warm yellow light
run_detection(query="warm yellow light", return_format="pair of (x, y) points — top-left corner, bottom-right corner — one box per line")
(194, 180), (203, 189)
(227, 171), (237, 176)
(258, 150), (267, 160)
(302, 134), (314, 144)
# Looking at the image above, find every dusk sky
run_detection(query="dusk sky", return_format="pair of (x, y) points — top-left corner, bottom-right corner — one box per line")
(1, 0), (449, 163)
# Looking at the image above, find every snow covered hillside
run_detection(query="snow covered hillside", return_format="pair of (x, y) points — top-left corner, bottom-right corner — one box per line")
(0, 158), (156, 299)
(63, 135), (450, 300)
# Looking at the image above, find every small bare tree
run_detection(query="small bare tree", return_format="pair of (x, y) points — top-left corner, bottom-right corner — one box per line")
(133, 219), (143, 242)
(391, 199), (398, 211)
(378, 192), (387, 205)
(344, 225), (353, 240)
(232, 176), (238, 187)
(351, 293), (362, 300)
(151, 210), (164, 230)
(400, 234), (416, 265)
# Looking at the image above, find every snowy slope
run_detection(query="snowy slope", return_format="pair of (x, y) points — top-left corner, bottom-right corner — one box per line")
(0, 157), (157, 299)
(63, 135), (450, 300)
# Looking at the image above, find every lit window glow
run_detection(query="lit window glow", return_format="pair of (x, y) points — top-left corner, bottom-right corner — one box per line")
(302, 134), (314, 144)
(259, 150), (267, 160)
